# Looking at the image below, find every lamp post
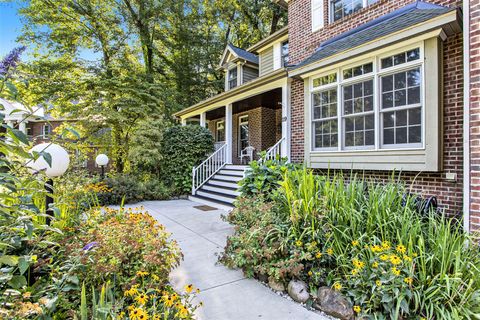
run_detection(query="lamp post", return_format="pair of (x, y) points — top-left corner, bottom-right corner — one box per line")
(95, 154), (109, 180)
(28, 143), (70, 225)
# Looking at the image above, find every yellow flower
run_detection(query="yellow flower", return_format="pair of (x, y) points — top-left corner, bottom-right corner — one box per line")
(381, 241), (391, 250)
(390, 255), (402, 265)
(129, 308), (145, 320)
(138, 313), (148, 320)
(353, 305), (361, 313)
(351, 268), (358, 276)
(176, 305), (189, 318)
(380, 254), (389, 261)
(412, 252), (418, 257)
(295, 240), (303, 247)
(135, 293), (148, 305)
(333, 282), (342, 291)
(136, 271), (149, 277)
(124, 287), (138, 297)
(372, 262), (379, 268)
(352, 258), (365, 269)
(403, 255), (413, 262)
(404, 277), (413, 285)
(162, 295), (174, 307)
(185, 284), (194, 294)
(396, 244), (407, 254)
(375, 280), (382, 287)
(351, 240), (359, 246)
(315, 252), (323, 259)
(116, 311), (125, 319)
(152, 274), (160, 281)
(370, 245), (383, 253)
(196, 288), (201, 294)
(308, 271), (313, 276)
(391, 267), (401, 276)
(153, 315), (161, 320)
(326, 248), (334, 255)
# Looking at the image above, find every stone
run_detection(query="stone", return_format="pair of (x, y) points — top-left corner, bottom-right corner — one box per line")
(268, 277), (285, 292)
(287, 280), (310, 303)
(257, 272), (268, 283)
(313, 286), (354, 320)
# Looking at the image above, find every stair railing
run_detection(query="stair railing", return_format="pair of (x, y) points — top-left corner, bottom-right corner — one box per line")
(265, 137), (285, 161)
(192, 143), (227, 195)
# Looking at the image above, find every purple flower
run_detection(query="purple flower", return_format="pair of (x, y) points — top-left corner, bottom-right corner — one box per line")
(0, 46), (26, 77)
(82, 241), (98, 251)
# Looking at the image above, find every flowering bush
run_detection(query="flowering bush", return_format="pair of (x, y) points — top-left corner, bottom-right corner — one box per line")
(225, 168), (480, 318)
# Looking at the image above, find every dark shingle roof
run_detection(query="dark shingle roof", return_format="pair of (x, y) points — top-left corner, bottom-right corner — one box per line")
(228, 44), (259, 64)
(291, 1), (454, 71)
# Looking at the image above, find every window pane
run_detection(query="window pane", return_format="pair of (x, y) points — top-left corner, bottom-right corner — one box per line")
(313, 73), (337, 87)
(407, 48), (420, 62)
(409, 108), (421, 125)
(382, 75), (393, 92)
(344, 114), (374, 147)
(314, 120), (338, 148)
(409, 126), (421, 143)
(381, 67), (421, 110)
(381, 47), (420, 69)
(382, 107), (422, 145)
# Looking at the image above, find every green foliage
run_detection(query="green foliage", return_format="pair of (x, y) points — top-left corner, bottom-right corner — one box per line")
(224, 168), (480, 319)
(161, 125), (214, 194)
(238, 153), (297, 199)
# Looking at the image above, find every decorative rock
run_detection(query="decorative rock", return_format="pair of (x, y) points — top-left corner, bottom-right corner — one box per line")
(313, 287), (354, 320)
(257, 273), (268, 283)
(268, 277), (285, 292)
(287, 280), (310, 303)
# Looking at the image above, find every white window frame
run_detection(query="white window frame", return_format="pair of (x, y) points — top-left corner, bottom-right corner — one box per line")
(329, 0), (378, 23)
(312, 0), (324, 32)
(216, 120), (225, 142)
(309, 42), (425, 153)
(42, 124), (51, 138)
(228, 67), (238, 90)
(238, 115), (249, 154)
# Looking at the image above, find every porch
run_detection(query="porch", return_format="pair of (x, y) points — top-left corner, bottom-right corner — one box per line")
(176, 72), (290, 206)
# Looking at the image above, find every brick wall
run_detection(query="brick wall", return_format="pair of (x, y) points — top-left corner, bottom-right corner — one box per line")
(470, 0), (480, 232)
(288, 0), (464, 215)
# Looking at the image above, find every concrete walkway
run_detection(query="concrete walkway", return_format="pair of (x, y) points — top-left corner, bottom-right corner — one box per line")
(136, 200), (330, 320)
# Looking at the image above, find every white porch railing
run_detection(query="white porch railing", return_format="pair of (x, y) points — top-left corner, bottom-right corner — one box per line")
(265, 137), (285, 161)
(192, 143), (228, 194)
(214, 141), (225, 150)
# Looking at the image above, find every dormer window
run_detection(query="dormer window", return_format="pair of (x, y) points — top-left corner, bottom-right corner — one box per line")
(281, 41), (289, 67)
(330, 0), (379, 22)
(228, 68), (238, 90)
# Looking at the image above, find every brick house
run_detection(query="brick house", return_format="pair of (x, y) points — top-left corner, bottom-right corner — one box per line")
(0, 98), (104, 173)
(176, 0), (476, 233)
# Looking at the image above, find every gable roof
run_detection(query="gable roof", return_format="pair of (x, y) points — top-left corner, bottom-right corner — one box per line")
(290, 1), (456, 73)
(219, 43), (258, 68)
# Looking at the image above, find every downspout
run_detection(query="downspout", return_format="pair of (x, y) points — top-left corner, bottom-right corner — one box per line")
(463, 0), (470, 233)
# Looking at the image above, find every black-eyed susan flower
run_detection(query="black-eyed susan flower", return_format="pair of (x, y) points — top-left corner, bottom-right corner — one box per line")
(185, 284), (193, 294)
(391, 267), (401, 276)
(396, 244), (406, 254)
(333, 282), (342, 291)
(351, 240), (359, 246)
(136, 271), (149, 277)
(404, 277), (413, 285)
(135, 293), (148, 305)
(315, 252), (322, 259)
(375, 280), (382, 287)
(353, 305), (361, 313)
(326, 248), (334, 255)
(295, 240), (303, 247)
(372, 261), (379, 268)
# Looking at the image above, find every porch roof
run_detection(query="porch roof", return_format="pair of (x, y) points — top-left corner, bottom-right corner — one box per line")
(289, 2), (460, 77)
(174, 68), (287, 118)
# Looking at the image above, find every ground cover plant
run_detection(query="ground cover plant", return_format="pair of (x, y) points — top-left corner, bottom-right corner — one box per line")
(222, 165), (480, 319)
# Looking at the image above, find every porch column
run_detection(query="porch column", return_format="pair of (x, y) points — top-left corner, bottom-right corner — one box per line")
(19, 121), (27, 134)
(225, 103), (233, 164)
(281, 80), (291, 160)
(181, 118), (187, 126)
(200, 112), (206, 127)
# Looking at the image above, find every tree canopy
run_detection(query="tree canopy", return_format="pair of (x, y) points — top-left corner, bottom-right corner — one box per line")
(4, 0), (287, 172)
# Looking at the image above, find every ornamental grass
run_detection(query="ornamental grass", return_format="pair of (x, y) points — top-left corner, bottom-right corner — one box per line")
(223, 167), (480, 319)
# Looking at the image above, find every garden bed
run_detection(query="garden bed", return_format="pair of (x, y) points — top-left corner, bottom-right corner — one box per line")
(221, 158), (480, 319)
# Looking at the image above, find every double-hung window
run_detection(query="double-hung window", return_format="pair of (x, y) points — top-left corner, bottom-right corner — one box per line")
(216, 120), (225, 142)
(311, 45), (424, 152)
(228, 68), (238, 90)
(330, 0), (379, 22)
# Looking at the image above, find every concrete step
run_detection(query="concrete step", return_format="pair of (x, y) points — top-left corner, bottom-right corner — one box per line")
(209, 179), (239, 189)
(224, 165), (249, 171)
(214, 174), (243, 183)
(218, 169), (244, 177)
(196, 189), (236, 204)
(202, 184), (241, 196)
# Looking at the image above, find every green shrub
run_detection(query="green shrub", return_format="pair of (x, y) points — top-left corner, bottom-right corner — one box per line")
(92, 174), (173, 205)
(224, 168), (480, 319)
(161, 125), (214, 194)
(238, 154), (296, 199)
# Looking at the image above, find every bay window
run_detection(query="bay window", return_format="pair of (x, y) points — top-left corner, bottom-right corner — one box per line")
(311, 45), (424, 152)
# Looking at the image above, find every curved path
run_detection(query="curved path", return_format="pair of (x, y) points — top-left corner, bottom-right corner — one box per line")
(136, 200), (331, 320)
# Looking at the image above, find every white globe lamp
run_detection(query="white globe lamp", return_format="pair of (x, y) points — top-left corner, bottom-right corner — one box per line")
(29, 143), (70, 177)
(28, 143), (70, 225)
(95, 154), (109, 179)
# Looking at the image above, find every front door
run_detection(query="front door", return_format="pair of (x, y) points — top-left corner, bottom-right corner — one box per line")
(239, 115), (249, 154)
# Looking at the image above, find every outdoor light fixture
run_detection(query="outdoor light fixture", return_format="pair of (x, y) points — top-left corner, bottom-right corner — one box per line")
(95, 154), (109, 180)
(28, 143), (70, 225)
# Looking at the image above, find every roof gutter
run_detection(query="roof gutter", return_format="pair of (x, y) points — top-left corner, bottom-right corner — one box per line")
(463, 0), (470, 233)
